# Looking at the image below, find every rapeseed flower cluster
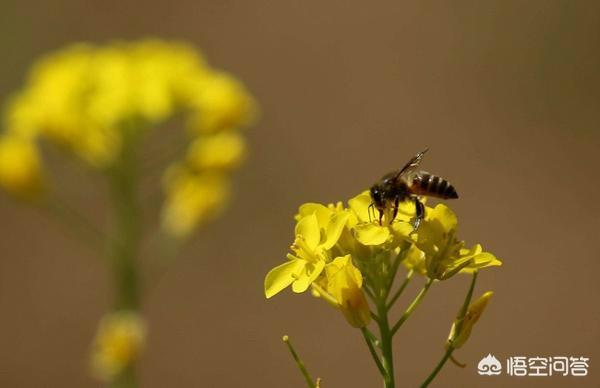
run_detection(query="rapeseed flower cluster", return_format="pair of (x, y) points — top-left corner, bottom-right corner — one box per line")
(266, 190), (500, 327)
(0, 39), (256, 236)
(266, 190), (501, 387)
(0, 39), (257, 387)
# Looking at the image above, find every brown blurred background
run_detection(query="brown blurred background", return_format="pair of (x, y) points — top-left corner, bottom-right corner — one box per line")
(1, 1), (599, 387)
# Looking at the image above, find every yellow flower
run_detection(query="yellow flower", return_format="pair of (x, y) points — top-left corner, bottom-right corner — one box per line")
(406, 204), (502, 280)
(161, 167), (230, 238)
(315, 255), (371, 328)
(2, 39), (256, 235)
(186, 71), (257, 134)
(90, 311), (146, 382)
(447, 291), (493, 349)
(347, 191), (414, 247)
(0, 135), (43, 198)
(186, 131), (247, 171)
(264, 208), (349, 298)
(2, 39), (255, 170)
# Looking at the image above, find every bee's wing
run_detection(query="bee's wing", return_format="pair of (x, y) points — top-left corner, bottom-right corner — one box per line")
(394, 148), (428, 181)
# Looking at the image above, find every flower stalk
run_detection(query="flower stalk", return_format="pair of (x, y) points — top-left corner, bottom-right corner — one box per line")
(376, 299), (396, 388)
(420, 271), (478, 387)
(107, 131), (142, 387)
(109, 131), (141, 311)
(391, 277), (434, 336)
(283, 335), (317, 388)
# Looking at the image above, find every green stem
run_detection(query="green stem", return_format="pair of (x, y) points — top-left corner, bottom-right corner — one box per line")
(377, 301), (395, 388)
(383, 241), (411, 300)
(363, 328), (381, 349)
(361, 328), (386, 377)
(420, 347), (454, 388)
(108, 132), (142, 388)
(387, 270), (414, 309)
(109, 366), (136, 388)
(109, 158), (141, 310)
(391, 277), (434, 336)
(455, 272), (479, 333)
(283, 335), (316, 388)
(420, 271), (478, 388)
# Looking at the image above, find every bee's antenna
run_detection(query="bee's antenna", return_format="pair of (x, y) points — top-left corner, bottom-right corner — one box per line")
(368, 203), (374, 223)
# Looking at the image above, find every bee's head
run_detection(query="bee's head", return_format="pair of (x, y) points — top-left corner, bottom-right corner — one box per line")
(369, 184), (385, 209)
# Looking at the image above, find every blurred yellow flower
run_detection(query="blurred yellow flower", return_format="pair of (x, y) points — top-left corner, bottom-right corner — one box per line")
(161, 168), (230, 238)
(1, 39), (257, 236)
(90, 311), (146, 382)
(0, 135), (43, 198)
(2, 39), (256, 168)
(186, 130), (247, 171)
(447, 291), (493, 349)
(186, 72), (257, 134)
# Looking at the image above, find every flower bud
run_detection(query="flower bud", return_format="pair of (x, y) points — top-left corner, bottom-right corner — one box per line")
(322, 255), (371, 328)
(447, 291), (493, 349)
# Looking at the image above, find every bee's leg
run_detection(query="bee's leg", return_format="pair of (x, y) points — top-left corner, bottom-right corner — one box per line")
(413, 197), (425, 230)
(368, 203), (374, 223)
(378, 208), (384, 226)
(391, 197), (399, 223)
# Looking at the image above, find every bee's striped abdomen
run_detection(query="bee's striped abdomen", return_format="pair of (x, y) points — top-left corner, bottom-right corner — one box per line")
(413, 173), (458, 199)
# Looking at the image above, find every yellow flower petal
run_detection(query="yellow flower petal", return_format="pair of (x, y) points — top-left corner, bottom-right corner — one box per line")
(390, 221), (414, 240)
(403, 244), (427, 275)
(428, 204), (458, 232)
(295, 214), (321, 250)
(295, 202), (333, 225)
(322, 211), (349, 249)
(292, 260), (325, 293)
(324, 255), (370, 328)
(353, 223), (390, 245)
(264, 259), (306, 298)
(348, 191), (372, 222)
(461, 252), (502, 274)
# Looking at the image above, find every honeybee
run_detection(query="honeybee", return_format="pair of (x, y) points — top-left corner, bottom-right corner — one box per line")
(369, 149), (458, 229)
